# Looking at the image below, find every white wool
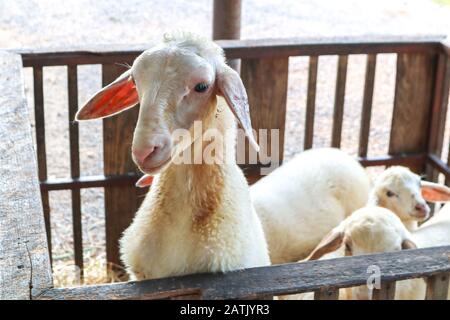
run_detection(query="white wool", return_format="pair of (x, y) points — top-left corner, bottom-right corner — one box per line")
(251, 148), (370, 263)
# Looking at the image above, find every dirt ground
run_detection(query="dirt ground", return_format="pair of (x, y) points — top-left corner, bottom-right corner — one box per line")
(1, 0), (449, 286)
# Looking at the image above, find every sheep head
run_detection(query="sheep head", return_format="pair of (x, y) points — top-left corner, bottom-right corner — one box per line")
(306, 207), (417, 260)
(369, 166), (450, 223)
(75, 33), (258, 175)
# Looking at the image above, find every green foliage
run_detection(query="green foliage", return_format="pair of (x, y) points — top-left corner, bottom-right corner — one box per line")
(434, 0), (450, 6)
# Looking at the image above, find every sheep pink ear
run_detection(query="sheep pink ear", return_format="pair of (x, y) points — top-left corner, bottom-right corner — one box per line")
(136, 174), (153, 188)
(305, 228), (345, 261)
(216, 64), (259, 152)
(75, 70), (139, 120)
(421, 181), (450, 202)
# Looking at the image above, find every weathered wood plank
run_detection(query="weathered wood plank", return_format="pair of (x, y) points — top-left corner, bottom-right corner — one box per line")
(331, 55), (348, 148)
(314, 287), (339, 300)
(35, 246), (450, 300)
(358, 54), (377, 157)
(425, 273), (449, 300)
(372, 281), (396, 300)
(67, 65), (83, 280)
(389, 53), (437, 173)
(304, 56), (319, 150)
(213, 0), (241, 71)
(0, 51), (53, 300)
(15, 34), (445, 67)
(33, 66), (52, 260)
(102, 63), (141, 280)
(426, 54), (450, 181)
(240, 57), (289, 176)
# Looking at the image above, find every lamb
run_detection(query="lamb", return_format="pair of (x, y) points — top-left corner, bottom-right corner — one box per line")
(301, 205), (450, 300)
(75, 33), (270, 280)
(367, 166), (450, 231)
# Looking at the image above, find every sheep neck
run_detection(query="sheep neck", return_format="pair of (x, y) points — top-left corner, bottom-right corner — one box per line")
(155, 97), (235, 224)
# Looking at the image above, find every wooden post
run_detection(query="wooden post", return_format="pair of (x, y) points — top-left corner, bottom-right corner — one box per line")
(372, 281), (396, 300)
(240, 57), (289, 183)
(426, 274), (449, 300)
(389, 53), (437, 173)
(213, 0), (242, 71)
(0, 51), (53, 299)
(426, 53), (450, 181)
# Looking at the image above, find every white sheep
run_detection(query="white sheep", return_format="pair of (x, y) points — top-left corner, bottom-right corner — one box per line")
(367, 166), (450, 231)
(75, 33), (270, 280)
(251, 148), (371, 264)
(299, 205), (450, 300)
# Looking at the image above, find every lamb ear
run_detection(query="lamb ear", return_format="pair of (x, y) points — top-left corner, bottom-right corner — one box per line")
(216, 64), (259, 152)
(306, 228), (345, 261)
(75, 69), (139, 121)
(421, 181), (450, 202)
(136, 174), (153, 188)
(401, 239), (417, 250)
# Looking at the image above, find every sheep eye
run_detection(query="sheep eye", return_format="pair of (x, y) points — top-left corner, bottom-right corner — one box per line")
(194, 83), (209, 93)
(386, 190), (396, 198)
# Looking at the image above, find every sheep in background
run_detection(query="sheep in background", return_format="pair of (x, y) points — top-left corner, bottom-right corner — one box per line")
(251, 148), (371, 264)
(75, 33), (270, 280)
(367, 166), (450, 231)
(301, 205), (450, 300)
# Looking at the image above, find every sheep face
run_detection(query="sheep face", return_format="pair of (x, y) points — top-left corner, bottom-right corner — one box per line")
(306, 207), (416, 259)
(75, 33), (258, 175)
(130, 46), (218, 174)
(341, 208), (413, 256)
(372, 166), (430, 222)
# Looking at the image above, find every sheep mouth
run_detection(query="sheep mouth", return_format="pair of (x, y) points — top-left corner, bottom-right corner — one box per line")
(138, 156), (172, 175)
(410, 210), (429, 221)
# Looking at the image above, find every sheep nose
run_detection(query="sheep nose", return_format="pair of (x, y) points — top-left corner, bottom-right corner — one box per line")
(414, 203), (429, 218)
(132, 146), (156, 166)
(132, 135), (172, 170)
(415, 203), (426, 212)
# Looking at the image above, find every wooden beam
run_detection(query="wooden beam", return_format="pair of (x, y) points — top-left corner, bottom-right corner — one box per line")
(213, 0), (242, 71)
(15, 35), (445, 67)
(240, 57), (289, 177)
(314, 287), (339, 300)
(35, 246), (450, 300)
(426, 273), (449, 300)
(426, 53), (450, 180)
(389, 53), (437, 173)
(372, 281), (396, 300)
(0, 51), (53, 299)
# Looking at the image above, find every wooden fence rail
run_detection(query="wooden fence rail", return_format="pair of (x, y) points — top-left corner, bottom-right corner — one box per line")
(35, 246), (450, 300)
